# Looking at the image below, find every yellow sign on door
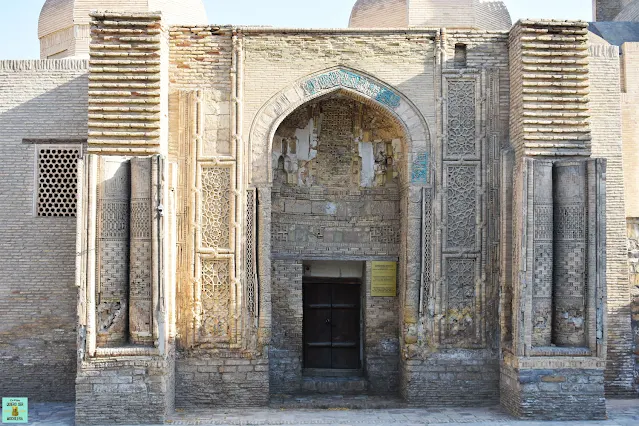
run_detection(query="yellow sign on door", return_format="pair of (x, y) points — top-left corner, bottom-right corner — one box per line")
(371, 261), (397, 297)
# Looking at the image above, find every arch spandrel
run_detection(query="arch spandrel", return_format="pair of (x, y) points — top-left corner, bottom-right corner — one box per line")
(248, 66), (432, 186)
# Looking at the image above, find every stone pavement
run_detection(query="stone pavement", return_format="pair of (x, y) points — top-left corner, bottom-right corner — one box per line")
(25, 399), (639, 426)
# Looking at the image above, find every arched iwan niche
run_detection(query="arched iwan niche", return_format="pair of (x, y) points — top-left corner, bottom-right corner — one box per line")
(249, 67), (431, 185)
(260, 83), (431, 394)
(247, 68), (433, 374)
(271, 92), (407, 255)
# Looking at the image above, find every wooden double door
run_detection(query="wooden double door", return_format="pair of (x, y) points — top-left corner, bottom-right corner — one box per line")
(303, 278), (361, 370)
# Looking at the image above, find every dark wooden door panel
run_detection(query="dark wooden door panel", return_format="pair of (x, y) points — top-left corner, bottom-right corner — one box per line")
(303, 279), (361, 370)
(303, 282), (332, 369)
(331, 347), (360, 370)
(331, 283), (360, 369)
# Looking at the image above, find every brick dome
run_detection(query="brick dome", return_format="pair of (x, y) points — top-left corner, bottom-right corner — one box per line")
(39, 0), (208, 59)
(614, 0), (639, 21)
(349, 0), (408, 28)
(349, 0), (512, 30)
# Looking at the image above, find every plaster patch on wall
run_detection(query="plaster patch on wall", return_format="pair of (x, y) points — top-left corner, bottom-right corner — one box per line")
(359, 141), (375, 187)
(295, 118), (317, 161)
(273, 97), (403, 189)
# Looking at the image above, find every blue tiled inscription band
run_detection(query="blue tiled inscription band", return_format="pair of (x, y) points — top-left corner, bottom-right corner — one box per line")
(301, 69), (401, 109)
(411, 152), (429, 184)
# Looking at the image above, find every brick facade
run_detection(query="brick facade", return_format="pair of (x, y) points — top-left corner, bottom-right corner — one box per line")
(0, 60), (88, 402)
(1, 1), (638, 424)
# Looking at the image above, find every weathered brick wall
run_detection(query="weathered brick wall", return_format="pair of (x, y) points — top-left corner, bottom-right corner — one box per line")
(500, 360), (606, 420)
(270, 260), (304, 394)
(363, 261), (400, 394)
(589, 43), (636, 396)
(621, 43), (639, 218)
(168, 26), (232, 92)
(175, 353), (269, 407)
(403, 352), (500, 406)
(0, 60), (88, 402)
(628, 220), (639, 392)
(75, 356), (174, 425)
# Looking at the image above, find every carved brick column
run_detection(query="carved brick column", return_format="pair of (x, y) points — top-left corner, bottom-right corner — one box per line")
(552, 162), (588, 347)
(76, 12), (173, 426)
(129, 157), (154, 345)
(531, 161), (553, 347)
(95, 157), (130, 347)
(501, 20), (608, 420)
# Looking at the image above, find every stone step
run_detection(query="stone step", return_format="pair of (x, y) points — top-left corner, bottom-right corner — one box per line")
(301, 376), (369, 395)
(270, 394), (406, 410)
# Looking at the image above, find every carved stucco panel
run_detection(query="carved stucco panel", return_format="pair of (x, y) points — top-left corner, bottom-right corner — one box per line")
(199, 164), (235, 252)
(200, 258), (233, 341)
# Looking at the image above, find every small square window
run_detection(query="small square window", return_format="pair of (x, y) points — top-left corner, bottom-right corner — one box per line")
(454, 44), (467, 68)
(36, 146), (81, 217)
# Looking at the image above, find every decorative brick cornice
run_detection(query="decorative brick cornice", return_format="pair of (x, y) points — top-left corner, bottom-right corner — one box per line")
(509, 20), (592, 157)
(0, 60), (88, 71)
(88, 12), (163, 155)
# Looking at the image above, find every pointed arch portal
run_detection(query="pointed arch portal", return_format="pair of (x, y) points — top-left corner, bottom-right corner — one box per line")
(249, 67), (431, 185)
(248, 68), (433, 387)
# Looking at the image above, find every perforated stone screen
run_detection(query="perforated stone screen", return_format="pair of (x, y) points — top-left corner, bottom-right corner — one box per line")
(36, 146), (80, 217)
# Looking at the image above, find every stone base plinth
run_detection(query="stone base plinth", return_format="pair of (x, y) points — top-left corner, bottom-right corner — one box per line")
(175, 350), (269, 408)
(500, 356), (606, 420)
(75, 353), (173, 425)
(400, 351), (500, 407)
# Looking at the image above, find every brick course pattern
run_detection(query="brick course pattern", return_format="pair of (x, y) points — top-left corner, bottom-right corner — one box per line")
(87, 11), (163, 155)
(628, 219), (639, 393)
(75, 356), (174, 425)
(0, 59), (88, 402)
(2, 4), (639, 424)
(589, 43), (635, 396)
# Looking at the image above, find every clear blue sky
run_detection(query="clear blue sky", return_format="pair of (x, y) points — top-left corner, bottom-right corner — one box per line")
(0, 0), (593, 59)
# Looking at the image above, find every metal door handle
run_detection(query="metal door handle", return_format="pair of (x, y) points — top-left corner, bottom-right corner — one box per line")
(325, 318), (331, 325)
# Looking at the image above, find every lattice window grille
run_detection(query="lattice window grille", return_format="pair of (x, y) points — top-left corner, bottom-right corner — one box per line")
(422, 188), (433, 314)
(36, 145), (82, 217)
(246, 189), (258, 318)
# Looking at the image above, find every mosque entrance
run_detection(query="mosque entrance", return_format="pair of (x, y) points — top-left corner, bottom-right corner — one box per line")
(268, 90), (408, 394)
(303, 277), (361, 370)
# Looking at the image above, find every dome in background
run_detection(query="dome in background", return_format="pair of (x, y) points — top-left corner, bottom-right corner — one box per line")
(38, 0), (208, 59)
(614, 0), (639, 21)
(349, 0), (408, 28)
(349, 0), (511, 30)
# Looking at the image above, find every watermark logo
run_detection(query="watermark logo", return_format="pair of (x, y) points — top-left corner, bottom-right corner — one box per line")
(2, 398), (28, 424)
